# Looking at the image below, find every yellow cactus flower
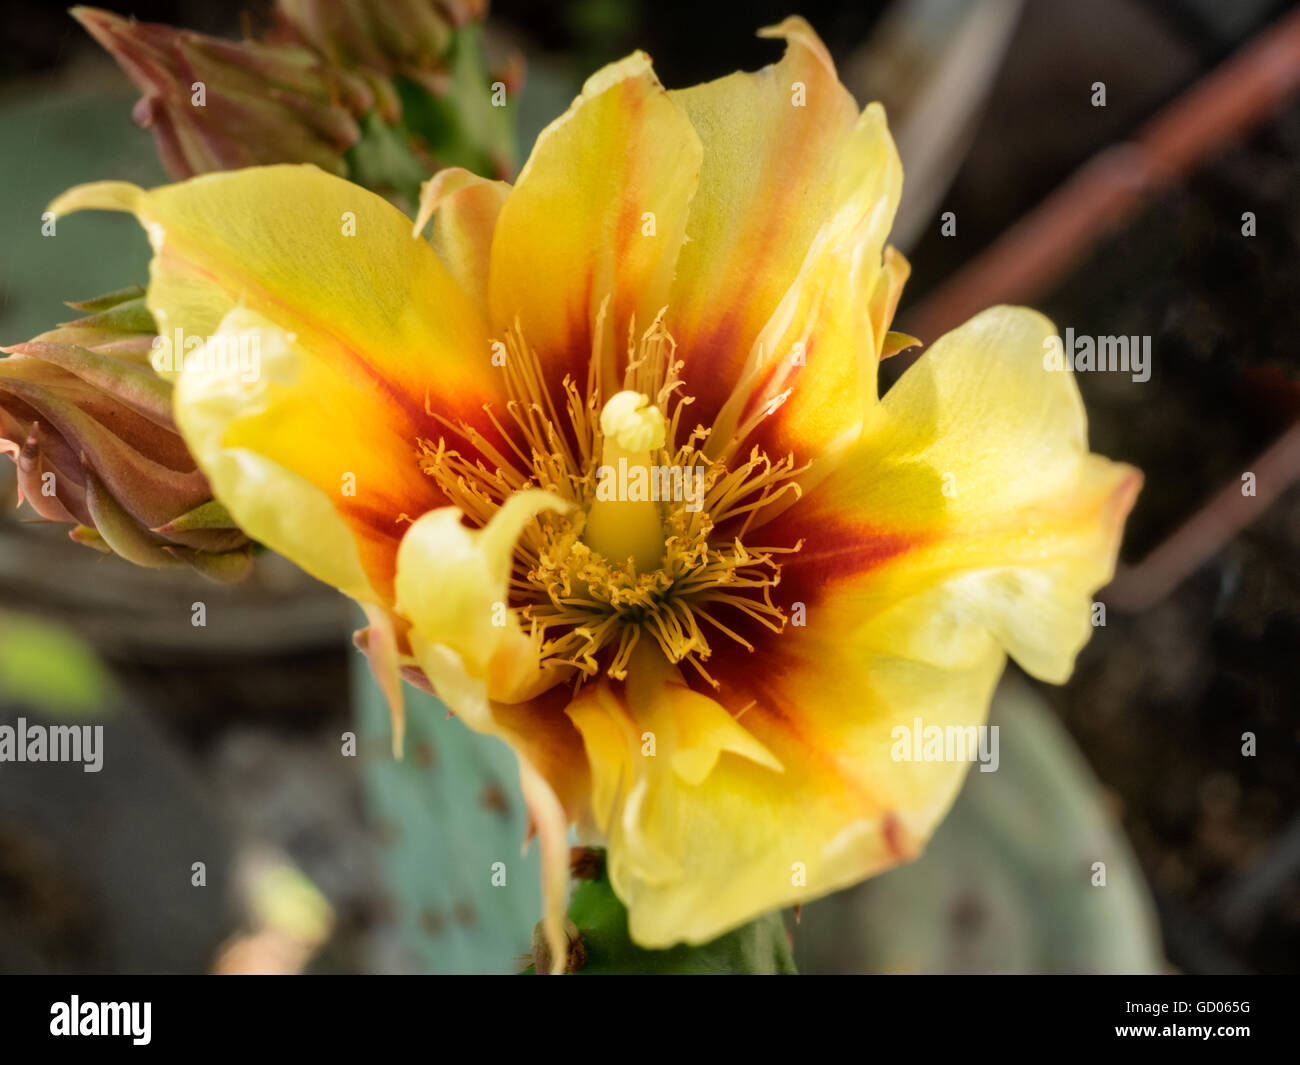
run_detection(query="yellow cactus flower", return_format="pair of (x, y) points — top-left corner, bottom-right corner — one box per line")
(50, 17), (1140, 969)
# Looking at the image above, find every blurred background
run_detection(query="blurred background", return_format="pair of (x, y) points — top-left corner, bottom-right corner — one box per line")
(1, 0), (1297, 973)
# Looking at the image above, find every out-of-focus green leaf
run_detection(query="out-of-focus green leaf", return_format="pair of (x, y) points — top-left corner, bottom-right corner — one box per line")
(345, 110), (432, 209)
(0, 610), (115, 717)
(401, 23), (516, 175)
(0, 80), (162, 347)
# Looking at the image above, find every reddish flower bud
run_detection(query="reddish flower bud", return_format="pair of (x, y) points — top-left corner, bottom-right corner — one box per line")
(72, 6), (373, 179)
(0, 287), (252, 581)
(75, 1), (518, 194)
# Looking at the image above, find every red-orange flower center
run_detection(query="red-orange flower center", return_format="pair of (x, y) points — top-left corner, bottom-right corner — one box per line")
(420, 312), (806, 689)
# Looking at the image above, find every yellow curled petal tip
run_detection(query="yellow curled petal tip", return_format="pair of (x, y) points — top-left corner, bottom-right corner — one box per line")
(47, 180), (143, 219)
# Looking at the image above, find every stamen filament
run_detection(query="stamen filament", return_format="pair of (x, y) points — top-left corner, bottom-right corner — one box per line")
(417, 314), (804, 689)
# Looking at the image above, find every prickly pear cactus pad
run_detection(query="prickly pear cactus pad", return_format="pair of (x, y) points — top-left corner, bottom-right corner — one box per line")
(353, 658), (541, 974)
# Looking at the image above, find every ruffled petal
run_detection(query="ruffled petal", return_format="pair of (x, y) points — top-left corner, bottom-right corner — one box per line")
(488, 52), (702, 395)
(52, 165), (503, 601)
(565, 628), (998, 947)
(666, 17), (864, 427)
(394, 489), (572, 703)
(414, 166), (511, 316)
(758, 305), (1142, 684)
(709, 102), (903, 476)
(174, 308), (381, 600)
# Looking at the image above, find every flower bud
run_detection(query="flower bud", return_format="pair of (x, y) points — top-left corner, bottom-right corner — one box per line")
(72, 6), (373, 179)
(75, 1), (519, 195)
(272, 0), (473, 77)
(0, 287), (252, 581)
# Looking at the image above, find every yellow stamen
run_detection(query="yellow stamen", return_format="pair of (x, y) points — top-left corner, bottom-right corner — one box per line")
(417, 313), (805, 689)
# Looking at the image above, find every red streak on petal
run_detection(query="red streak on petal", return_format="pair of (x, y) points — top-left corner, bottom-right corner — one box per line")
(766, 507), (921, 608)
(882, 812), (912, 862)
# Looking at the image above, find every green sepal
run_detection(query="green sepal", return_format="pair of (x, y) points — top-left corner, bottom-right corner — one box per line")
(525, 859), (798, 975)
(154, 499), (243, 534)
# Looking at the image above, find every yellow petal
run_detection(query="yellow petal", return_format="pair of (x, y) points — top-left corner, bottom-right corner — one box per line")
(710, 102), (903, 476)
(759, 305), (1142, 684)
(174, 307), (378, 601)
(566, 306), (1139, 947)
(489, 52), (702, 396)
(566, 646), (783, 925)
(566, 627), (995, 948)
(53, 165), (503, 602)
(395, 488), (574, 713)
(414, 167), (511, 315)
(53, 166), (491, 395)
(667, 17), (861, 427)
(869, 245), (912, 357)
